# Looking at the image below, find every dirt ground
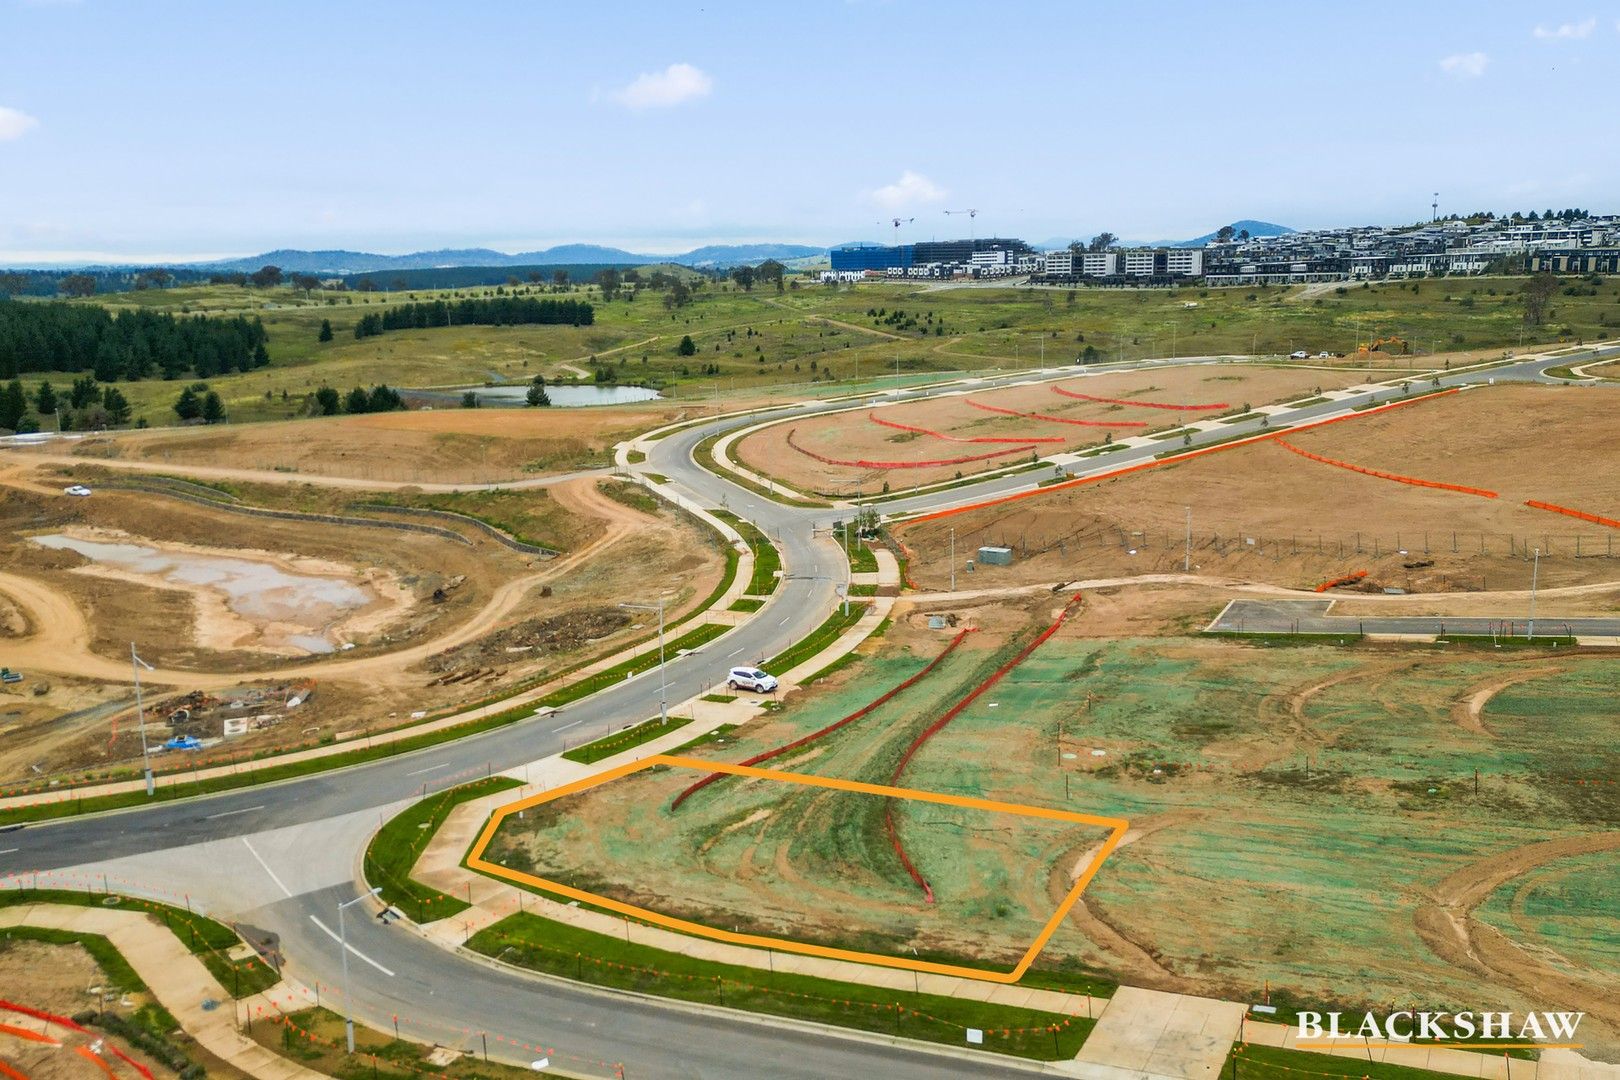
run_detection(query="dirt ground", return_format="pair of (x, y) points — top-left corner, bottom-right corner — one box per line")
(897, 383), (1620, 594)
(483, 588), (1620, 1056)
(0, 938), (168, 1080)
(58, 401), (691, 484)
(735, 362), (1367, 493)
(0, 473), (724, 785)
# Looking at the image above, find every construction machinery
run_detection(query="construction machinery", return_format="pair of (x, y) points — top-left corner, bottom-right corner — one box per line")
(1353, 335), (1409, 359)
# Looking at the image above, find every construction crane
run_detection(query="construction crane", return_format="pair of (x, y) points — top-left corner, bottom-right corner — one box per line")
(944, 208), (979, 240)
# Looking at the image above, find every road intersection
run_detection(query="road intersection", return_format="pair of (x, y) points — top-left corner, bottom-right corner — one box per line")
(2, 343), (1614, 1078)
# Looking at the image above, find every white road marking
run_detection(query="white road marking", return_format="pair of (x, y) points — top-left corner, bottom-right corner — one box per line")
(309, 915), (396, 976)
(777, 617), (790, 626)
(552, 719), (583, 733)
(242, 837), (293, 899)
(405, 763), (449, 777)
(0, 848), (16, 856)
(205, 805), (263, 820)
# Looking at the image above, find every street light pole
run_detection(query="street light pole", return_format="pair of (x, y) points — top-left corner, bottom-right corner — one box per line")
(338, 886), (382, 1054)
(1527, 547), (1541, 639)
(1184, 507), (1192, 573)
(949, 527), (956, 592)
(131, 644), (154, 797)
(619, 600), (668, 723)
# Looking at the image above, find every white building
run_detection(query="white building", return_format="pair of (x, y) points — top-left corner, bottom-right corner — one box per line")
(1081, 252), (1117, 276)
(1165, 249), (1203, 276)
(1042, 250), (1073, 275)
(1123, 251), (1158, 277)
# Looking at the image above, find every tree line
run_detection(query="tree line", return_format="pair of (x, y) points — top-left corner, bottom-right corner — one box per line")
(350, 296), (594, 339)
(0, 300), (269, 381)
(1, 374), (134, 433)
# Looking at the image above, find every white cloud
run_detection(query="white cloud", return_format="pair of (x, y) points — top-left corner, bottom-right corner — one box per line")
(0, 106), (39, 142)
(1438, 51), (1489, 78)
(1533, 17), (1596, 39)
(612, 63), (713, 109)
(868, 170), (947, 211)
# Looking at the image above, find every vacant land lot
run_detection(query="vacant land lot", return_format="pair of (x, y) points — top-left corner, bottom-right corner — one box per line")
(479, 591), (1620, 1052)
(898, 384), (1620, 593)
(736, 361), (1362, 492)
(59, 401), (685, 484)
(0, 469), (724, 784)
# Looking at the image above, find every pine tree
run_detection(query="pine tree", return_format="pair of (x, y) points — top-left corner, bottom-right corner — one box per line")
(174, 385), (202, 420)
(319, 319), (334, 343)
(102, 387), (132, 426)
(201, 390), (226, 424)
(34, 381), (57, 416)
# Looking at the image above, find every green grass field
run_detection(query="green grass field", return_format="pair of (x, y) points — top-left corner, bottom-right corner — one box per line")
(15, 273), (1615, 429)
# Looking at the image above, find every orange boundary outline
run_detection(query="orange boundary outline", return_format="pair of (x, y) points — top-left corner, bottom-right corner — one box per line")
(466, 753), (1129, 984)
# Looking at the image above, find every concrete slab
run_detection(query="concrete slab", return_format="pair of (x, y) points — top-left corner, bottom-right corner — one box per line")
(1071, 987), (1245, 1080)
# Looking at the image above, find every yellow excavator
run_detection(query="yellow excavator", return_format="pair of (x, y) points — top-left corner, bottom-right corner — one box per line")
(1353, 335), (1409, 359)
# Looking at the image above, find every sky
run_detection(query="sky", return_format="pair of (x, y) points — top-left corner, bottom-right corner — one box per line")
(1, 0), (1617, 263)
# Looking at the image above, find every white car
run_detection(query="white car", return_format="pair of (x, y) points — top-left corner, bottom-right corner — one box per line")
(1289, 350), (1309, 360)
(726, 666), (778, 693)
(63, 485), (92, 497)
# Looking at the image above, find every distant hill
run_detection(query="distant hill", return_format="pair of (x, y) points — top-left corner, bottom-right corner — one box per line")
(1173, 220), (1293, 247)
(193, 243), (828, 275)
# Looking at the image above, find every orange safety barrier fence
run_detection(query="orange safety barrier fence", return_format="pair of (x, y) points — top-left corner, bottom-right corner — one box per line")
(72, 1046), (117, 1080)
(1275, 439), (1498, 498)
(966, 399), (1148, 428)
(897, 389), (1462, 528)
(885, 594), (1085, 902)
(868, 411), (1067, 444)
(1524, 500), (1620, 530)
(1313, 570), (1367, 593)
(0, 1023), (55, 1045)
(786, 428), (1036, 469)
(671, 629), (972, 809)
(0, 1061), (28, 1080)
(1052, 387), (1228, 410)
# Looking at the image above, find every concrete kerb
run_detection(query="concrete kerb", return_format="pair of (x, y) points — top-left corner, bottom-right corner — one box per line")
(0, 903), (329, 1080)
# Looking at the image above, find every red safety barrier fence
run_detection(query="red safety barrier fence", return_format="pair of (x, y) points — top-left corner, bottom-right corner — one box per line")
(786, 428), (1036, 469)
(885, 594), (1086, 903)
(1524, 500), (1620, 530)
(1052, 387), (1229, 410)
(868, 411), (1066, 444)
(0, 1002), (85, 1033)
(1313, 570), (1368, 593)
(965, 399), (1148, 428)
(896, 389), (1463, 528)
(1275, 439), (1499, 498)
(73, 1046), (117, 1080)
(671, 629), (973, 810)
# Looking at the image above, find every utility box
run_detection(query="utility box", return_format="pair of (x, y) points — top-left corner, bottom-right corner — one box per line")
(977, 546), (1014, 566)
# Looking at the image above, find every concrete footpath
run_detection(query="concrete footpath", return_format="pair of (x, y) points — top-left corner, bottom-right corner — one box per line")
(0, 902), (325, 1080)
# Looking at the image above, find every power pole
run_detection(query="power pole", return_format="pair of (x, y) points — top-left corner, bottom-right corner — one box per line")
(949, 527), (956, 592)
(1184, 507), (1192, 573)
(1527, 547), (1540, 639)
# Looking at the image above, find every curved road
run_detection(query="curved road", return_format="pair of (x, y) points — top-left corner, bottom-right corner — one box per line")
(2, 344), (1614, 1078)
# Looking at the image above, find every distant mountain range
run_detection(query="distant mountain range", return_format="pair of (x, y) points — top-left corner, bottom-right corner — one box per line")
(193, 243), (827, 275)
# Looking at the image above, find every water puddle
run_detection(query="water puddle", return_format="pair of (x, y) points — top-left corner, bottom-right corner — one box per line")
(33, 534), (374, 654)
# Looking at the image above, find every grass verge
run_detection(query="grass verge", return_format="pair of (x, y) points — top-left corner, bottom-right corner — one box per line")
(536, 623), (728, 711)
(471, 912), (1094, 1061)
(0, 887), (278, 997)
(762, 604), (870, 675)
(362, 776), (524, 922)
(711, 509), (781, 593)
(561, 715), (695, 765)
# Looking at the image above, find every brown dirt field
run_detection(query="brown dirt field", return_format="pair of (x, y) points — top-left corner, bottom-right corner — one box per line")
(736, 362), (1366, 493)
(0, 476), (724, 783)
(898, 384), (1620, 594)
(61, 401), (688, 484)
(0, 939), (168, 1080)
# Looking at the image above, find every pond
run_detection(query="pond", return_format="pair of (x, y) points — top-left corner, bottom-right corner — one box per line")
(413, 384), (663, 408)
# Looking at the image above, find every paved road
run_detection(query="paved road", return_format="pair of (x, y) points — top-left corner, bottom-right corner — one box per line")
(3, 343), (1615, 1078)
(1208, 598), (1620, 638)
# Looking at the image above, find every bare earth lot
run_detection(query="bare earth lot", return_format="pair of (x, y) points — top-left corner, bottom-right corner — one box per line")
(59, 402), (690, 485)
(484, 590), (1620, 1056)
(736, 362), (1364, 493)
(0, 470), (723, 784)
(898, 384), (1620, 594)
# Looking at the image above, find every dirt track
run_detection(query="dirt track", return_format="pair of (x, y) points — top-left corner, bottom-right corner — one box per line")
(1414, 833), (1620, 1034)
